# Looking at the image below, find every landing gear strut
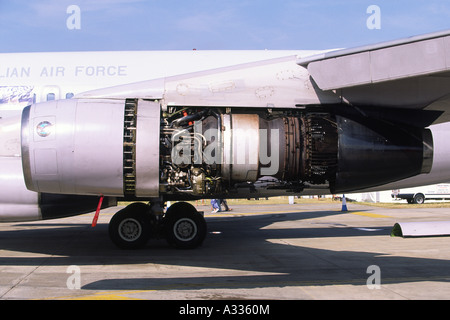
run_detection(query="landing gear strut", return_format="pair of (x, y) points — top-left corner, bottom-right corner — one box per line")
(108, 201), (206, 249)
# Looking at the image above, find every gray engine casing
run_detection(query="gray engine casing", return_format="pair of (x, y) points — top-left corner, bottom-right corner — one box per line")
(21, 98), (160, 197)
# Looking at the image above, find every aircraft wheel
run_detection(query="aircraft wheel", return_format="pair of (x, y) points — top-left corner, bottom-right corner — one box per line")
(164, 202), (207, 249)
(109, 203), (152, 249)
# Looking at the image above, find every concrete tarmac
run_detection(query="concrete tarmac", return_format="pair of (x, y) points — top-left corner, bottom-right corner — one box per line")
(1, 201), (450, 300)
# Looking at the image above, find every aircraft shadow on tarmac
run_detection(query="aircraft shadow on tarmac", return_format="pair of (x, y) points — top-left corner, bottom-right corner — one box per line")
(1, 209), (450, 291)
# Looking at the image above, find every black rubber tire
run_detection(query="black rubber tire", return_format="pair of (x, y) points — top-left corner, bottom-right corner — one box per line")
(413, 193), (425, 204)
(109, 203), (152, 249)
(164, 202), (207, 249)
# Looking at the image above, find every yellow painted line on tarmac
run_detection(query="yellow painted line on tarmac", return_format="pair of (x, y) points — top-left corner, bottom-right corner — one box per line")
(72, 293), (140, 300)
(46, 290), (151, 300)
(348, 211), (392, 218)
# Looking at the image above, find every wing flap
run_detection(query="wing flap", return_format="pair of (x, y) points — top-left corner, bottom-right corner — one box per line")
(298, 30), (450, 91)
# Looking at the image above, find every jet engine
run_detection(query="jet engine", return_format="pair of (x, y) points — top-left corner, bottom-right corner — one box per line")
(21, 98), (433, 199)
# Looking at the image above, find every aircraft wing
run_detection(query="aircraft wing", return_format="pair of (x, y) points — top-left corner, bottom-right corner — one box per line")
(297, 29), (450, 90)
(297, 29), (450, 115)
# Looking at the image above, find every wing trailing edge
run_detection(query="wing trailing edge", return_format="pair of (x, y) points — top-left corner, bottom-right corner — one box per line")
(297, 29), (450, 91)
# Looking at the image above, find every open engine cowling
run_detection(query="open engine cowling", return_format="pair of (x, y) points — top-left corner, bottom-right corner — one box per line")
(21, 98), (433, 198)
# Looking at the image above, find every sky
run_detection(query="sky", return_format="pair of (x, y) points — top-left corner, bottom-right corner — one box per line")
(0, 0), (450, 53)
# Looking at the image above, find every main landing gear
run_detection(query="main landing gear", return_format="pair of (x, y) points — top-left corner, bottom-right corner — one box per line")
(108, 201), (207, 250)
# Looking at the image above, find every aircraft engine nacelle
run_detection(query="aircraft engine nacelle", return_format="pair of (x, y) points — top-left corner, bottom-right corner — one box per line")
(21, 98), (433, 198)
(21, 98), (160, 197)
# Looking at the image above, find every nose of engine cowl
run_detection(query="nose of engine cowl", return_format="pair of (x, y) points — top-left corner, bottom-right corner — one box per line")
(21, 98), (126, 196)
(20, 98), (160, 199)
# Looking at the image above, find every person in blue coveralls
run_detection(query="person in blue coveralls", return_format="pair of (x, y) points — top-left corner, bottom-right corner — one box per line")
(211, 199), (220, 213)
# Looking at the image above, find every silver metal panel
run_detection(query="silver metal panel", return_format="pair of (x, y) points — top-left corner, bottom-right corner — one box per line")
(135, 100), (160, 197)
(72, 99), (124, 195)
(370, 38), (448, 82)
(298, 29), (450, 90)
(297, 29), (450, 66)
(22, 103), (63, 193)
(221, 114), (260, 182)
(33, 148), (58, 175)
(445, 36), (450, 65)
(22, 99), (125, 196)
(230, 114), (260, 181)
(307, 52), (371, 90)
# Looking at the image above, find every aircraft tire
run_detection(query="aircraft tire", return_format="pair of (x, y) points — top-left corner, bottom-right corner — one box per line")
(109, 203), (152, 249)
(164, 202), (207, 249)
